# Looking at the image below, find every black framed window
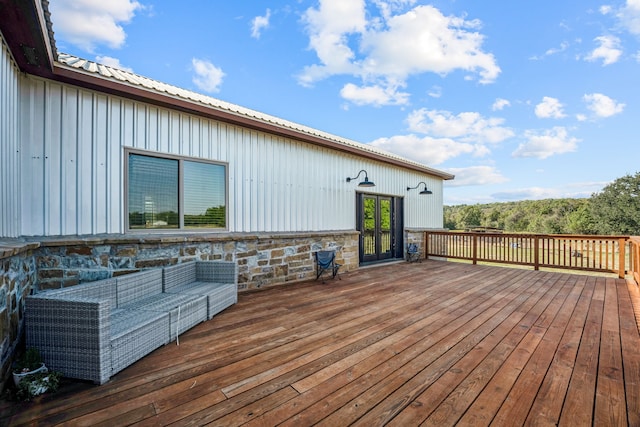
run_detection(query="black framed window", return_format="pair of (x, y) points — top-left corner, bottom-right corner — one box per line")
(127, 151), (227, 230)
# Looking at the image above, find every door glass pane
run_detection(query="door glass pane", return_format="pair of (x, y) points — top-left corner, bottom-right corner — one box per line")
(363, 197), (376, 256)
(184, 161), (226, 228)
(380, 198), (391, 254)
(128, 154), (179, 229)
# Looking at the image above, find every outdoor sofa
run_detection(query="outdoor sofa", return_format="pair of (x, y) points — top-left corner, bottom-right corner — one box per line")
(25, 261), (237, 384)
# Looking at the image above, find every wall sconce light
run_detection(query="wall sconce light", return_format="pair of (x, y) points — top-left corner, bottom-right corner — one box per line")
(346, 170), (375, 187)
(407, 182), (432, 195)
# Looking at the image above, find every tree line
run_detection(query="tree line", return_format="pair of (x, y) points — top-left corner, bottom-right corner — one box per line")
(444, 172), (640, 235)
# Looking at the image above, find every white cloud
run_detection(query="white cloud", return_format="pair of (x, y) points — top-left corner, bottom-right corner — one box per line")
(535, 96), (566, 119)
(512, 127), (579, 159)
(406, 109), (514, 144)
(251, 9), (271, 39)
(49, 0), (143, 52)
(444, 166), (508, 187)
(428, 85), (442, 98)
(369, 134), (476, 165)
(360, 6), (500, 83)
(545, 41), (570, 56)
(600, 5), (613, 15)
(616, 0), (640, 35)
(492, 98), (510, 111)
(191, 59), (225, 93)
(530, 41), (570, 60)
(371, 0), (418, 20)
(299, 1), (500, 106)
(298, 0), (367, 86)
(95, 55), (133, 72)
(583, 93), (625, 117)
(340, 82), (409, 106)
(367, 108), (515, 165)
(584, 35), (622, 65)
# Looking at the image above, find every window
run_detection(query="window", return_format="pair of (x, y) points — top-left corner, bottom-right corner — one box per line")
(127, 151), (227, 230)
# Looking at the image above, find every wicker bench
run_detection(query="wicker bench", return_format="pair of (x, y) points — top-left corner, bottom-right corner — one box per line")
(25, 261), (237, 384)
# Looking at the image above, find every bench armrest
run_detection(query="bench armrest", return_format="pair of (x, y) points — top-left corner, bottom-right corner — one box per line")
(26, 295), (112, 384)
(196, 261), (238, 284)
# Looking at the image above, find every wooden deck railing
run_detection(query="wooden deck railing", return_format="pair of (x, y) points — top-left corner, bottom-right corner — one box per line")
(425, 231), (634, 279)
(630, 236), (640, 285)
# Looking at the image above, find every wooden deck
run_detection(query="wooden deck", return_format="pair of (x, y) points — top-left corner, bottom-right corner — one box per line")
(3, 260), (640, 426)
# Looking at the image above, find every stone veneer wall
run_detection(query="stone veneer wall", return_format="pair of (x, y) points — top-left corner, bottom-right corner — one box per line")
(0, 231), (358, 390)
(0, 243), (38, 392)
(33, 231), (359, 291)
(405, 229), (427, 260)
(404, 228), (450, 261)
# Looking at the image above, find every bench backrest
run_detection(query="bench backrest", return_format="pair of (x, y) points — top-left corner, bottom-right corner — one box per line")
(163, 262), (197, 291)
(116, 269), (163, 307)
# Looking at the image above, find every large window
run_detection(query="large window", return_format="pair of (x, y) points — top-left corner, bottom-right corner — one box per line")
(127, 151), (227, 230)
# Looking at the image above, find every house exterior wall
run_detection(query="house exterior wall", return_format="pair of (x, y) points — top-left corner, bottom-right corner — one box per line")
(1, 65), (445, 386)
(0, 34), (20, 238)
(17, 74), (444, 238)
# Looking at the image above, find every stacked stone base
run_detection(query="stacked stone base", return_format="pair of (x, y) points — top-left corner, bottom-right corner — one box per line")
(30, 231), (359, 291)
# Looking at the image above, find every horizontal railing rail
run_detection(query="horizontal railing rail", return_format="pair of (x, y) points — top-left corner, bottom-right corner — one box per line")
(425, 231), (634, 279)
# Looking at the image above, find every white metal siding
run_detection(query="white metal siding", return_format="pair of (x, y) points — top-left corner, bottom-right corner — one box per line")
(0, 36), (20, 238)
(18, 75), (444, 237)
(403, 174), (445, 229)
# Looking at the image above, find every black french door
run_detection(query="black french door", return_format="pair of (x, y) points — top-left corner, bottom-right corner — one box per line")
(357, 194), (403, 263)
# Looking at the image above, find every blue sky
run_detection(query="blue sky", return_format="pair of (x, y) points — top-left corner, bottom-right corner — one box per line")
(48, 0), (640, 206)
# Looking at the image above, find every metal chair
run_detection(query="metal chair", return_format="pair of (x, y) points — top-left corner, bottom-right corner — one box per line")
(315, 250), (341, 283)
(407, 243), (421, 263)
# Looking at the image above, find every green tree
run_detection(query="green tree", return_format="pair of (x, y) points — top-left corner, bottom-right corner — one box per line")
(566, 203), (596, 234)
(443, 205), (460, 229)
(504, 208), (529, 232)
(459, 205), (483, 229)
(487, 207), (502, 229)
(589, 172), (640, 235)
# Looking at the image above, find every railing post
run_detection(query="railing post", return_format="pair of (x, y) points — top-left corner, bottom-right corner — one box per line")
(633, 242), (635, 282)
(534, 235), (540, 271)
(472, 234), (478, 265)
(424, 231), (429, 260)
(618, 238), (626, 279)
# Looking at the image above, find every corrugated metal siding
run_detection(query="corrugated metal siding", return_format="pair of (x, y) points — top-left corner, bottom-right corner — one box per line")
(403, 174), (444, 229)
(19, 81), (122, 236)
(0, 36), (20, 238)
(56, 54), (454, 181)
(18, 75), (444, 236)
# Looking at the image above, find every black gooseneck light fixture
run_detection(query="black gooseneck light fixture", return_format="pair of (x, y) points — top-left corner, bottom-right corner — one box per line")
(407, 182), (432, 195)
(346, 170), (375, 187)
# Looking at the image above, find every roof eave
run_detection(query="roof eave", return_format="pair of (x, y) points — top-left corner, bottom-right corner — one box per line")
(0, 0), (56, 76)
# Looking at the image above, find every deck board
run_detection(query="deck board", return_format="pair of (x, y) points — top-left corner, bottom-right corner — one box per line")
(1, 260), (638, 426)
